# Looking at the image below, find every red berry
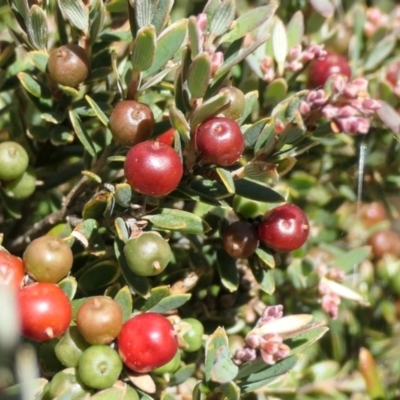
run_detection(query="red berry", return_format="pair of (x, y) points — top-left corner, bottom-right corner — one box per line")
(0, 251), (25, 291)
(18, 282), (72, 341)
(196, 117), (245, 166)
(157, 127), (175, 146)
(117, 312), (178, 373)
(308, 52), (351, 88)
(258, 204), (309, 252)
(367, 230), (400, 259)
(124, 141), (183, 197)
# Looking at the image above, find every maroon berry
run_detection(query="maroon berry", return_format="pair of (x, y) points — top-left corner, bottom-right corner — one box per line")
(258, 204), (309, 252)
(124, 140), (183, 197)
(109, 100), (154, 146)
(308, 52), (351, 88)
(196, 117), (245, 166)
(223, 221), (259, 258)
(367, 230), (400, 259)
(47, 44), (90, 87)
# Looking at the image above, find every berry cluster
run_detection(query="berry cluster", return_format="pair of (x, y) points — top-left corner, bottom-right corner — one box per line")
(223, 204), (310, 259)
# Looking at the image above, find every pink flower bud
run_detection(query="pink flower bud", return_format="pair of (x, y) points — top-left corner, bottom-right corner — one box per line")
(288, 44), (302, 60)
(196, 13), (207, 32)
(322, 104), (339, 119)
(361, 99), (381, 112)
(337, 105), (357, 118)
(331, 74), (348, 94)
(299, 101), (311, 115)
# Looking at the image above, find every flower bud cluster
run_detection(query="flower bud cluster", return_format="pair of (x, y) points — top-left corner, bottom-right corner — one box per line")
(233, 305), (290, 365)
(196, 13), (224, 76)
(259, 44), (326, 82)
(299, 75), (380, 135)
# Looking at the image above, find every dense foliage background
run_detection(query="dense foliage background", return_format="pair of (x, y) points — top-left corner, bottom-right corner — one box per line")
(1, 0), (400, 399)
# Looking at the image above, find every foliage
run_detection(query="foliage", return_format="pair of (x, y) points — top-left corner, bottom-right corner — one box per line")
(0, 0), (400, 399)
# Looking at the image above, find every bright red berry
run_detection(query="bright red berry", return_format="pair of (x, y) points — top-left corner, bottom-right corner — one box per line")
(0, 251), (25, 291)
(258, 204), (309, 252)
(196, 117), (245, 166)
(157, 127), (175, 146)
(117, 312), (178, 373)
(308, 52), (351, 88)
(124, 141), (183, 197)
(18, 282), (72, 341)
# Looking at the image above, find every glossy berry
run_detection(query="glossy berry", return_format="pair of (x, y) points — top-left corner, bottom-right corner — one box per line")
(47, 44), (90, 87)
(258, 204), (309, 252)
(219, 86), (246, 120)
(157, 127), (175, 146)
(196, 117), (245, 166)
(109, 100), (154, 146)
(124, 140), (183, 197)
(0, 250), (25, 291)
(0, 141), (29, 181)
(48, 369), (92, 399)
(118, 312), (178, 373)
(308, 52), (351, 88)
(23, 235), (73, 283)
(4, 167), (36, 199)
(222, 221), (259, 258)
(77, 345), (123, 390)
(367, 230), (400, 259)
(76, 296), (123, 344)
(181, 318), (204, 352)
(18, 282), (72, 341)
(124, 232), (172, 276)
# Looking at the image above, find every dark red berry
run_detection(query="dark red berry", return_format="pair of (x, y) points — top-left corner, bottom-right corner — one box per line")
(109, 100), (154, 146)
(222, 221), (259, 258)
(124, 140), (183, 197)
(308, 52), (351, 88)
(196, 117), (245, 166)
(258, 204), (309, 252)
(367, 230), (400, 259)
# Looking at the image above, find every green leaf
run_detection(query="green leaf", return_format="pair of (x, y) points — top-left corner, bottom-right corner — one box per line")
(219, 381), (241, 400)
(89, 0), (105, 45)
(364, 35), (396, 72)
(251, 263), (275, 294)
(58, 276), (78, 300)
(243, 118), (268, 148)
(170, 364), (196, 386)
(333, 246), (371, 274)
(190, 90), (230, 128)
(287, 325), (329, 355)
(58, 0), (89, 33)
(188, 16), (201, 58)
(29, 50), (49, 73)
(68, 109), (97, 157)
(149, 294), (191, 313)
(106, 0), (128, 13)
(114, 286), (133, 322)
(286, 10), (304, 50)
(26, 5), (48, 50)
(169, 106), (191, 143)
(114, 239), (150, 298)
(143, 208), (211, 234)
(255, 247), (276, 268)
(234, 179), (284, 203)
(216, 168), (235, 194)
(264, 78), (288, 106)
(205, 327), (239, 383)
(272, 18), (287, 73)
(220, 4), (277, 43)
(238, 355), (297, 393)
(84, 95), (109, 126)
(209, 0), (236, 37)
(187, 52), (212, 99)
(239, 90), (259, 125)
(151, 0), (174, 35)
(17, 72), (51, 98)
(131, 24), (156, 72)
(134, 286), (170, 310)
(216, 249), (239, 292)
(143, 18), (188, 77)
(134, 0), (156, 30)
(78, 260), (120, 292)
